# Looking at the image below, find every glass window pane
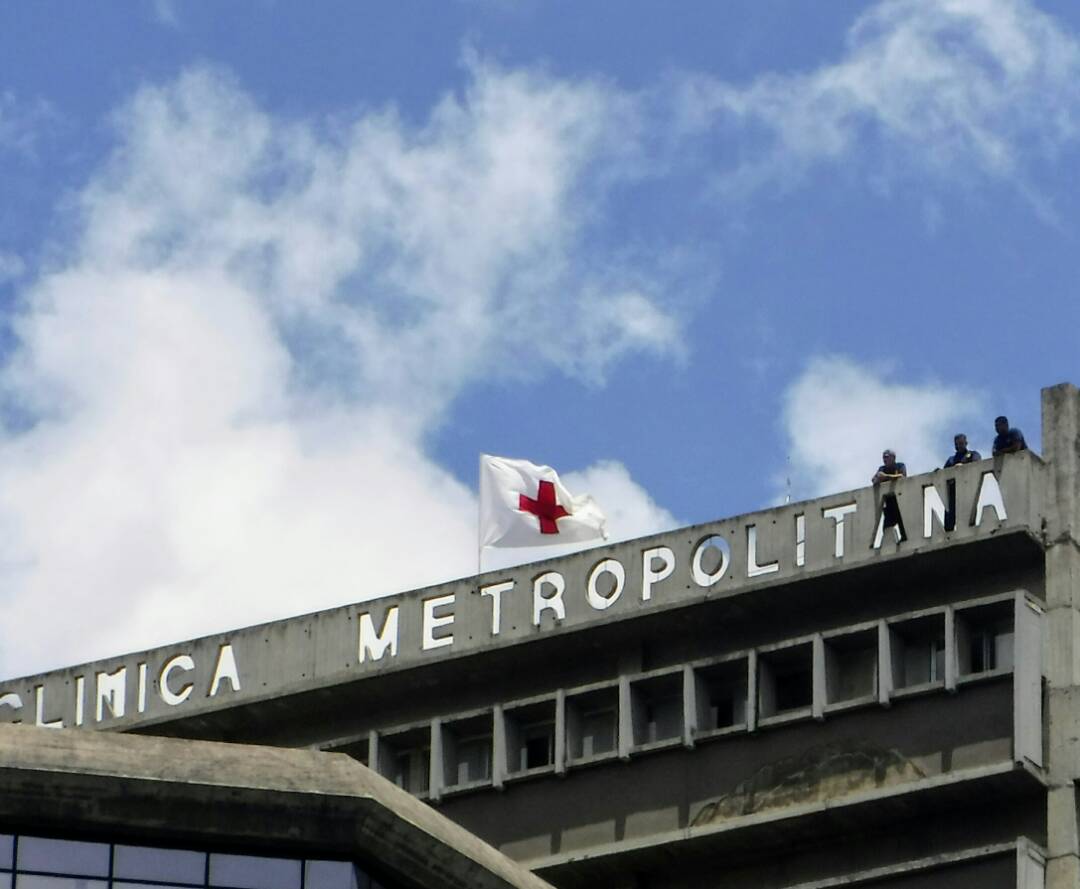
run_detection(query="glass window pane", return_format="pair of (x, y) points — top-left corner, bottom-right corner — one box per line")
(209, 854), (300, 889)
(304, 861), (365, 889)
(17, 839), (109, 877)
(0, 835), (12, 869)
(116, 883), (202, 889)
(114, 846), (205, 885)
(16, 877), (107, 889)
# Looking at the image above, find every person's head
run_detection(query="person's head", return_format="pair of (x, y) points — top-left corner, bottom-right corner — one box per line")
(954, 433), (968, 452)
(995, 416), (1009, 435)
(882, 449), (896, 467)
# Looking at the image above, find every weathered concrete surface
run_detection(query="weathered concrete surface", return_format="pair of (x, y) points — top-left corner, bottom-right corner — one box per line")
(0, 723), (554, 889)
(1041, 382), (1080, 889)
(0, 453), (1045, 736)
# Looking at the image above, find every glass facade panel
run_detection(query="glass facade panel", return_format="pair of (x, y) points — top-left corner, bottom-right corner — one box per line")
(114, 846), (205, 884)
(209, 854), (301, 889)
(305, 861), (368, 889)
(16, 877), (108, 889)
(4, 835), (389, 889)
(17, 839), (110, 878)
(115, 884), (201, 889)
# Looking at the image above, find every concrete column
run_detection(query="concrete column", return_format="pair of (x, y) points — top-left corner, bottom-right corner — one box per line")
(812, 634), (826, 720)
(877, 620), (894, 707)
(1040, 383), (1080, 888)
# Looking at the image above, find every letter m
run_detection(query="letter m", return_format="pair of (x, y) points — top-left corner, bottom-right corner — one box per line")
(358, 607), (399, 664)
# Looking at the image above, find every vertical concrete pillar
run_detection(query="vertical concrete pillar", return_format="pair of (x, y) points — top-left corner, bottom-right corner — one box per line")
(812, 634), (826, 720)
(1040, 383), (1080, 887)
(877, 620), (894, 707)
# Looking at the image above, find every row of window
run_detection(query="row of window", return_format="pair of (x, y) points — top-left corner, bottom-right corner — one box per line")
(0, 835), (391, 889)
(329, 593), (1022, 799)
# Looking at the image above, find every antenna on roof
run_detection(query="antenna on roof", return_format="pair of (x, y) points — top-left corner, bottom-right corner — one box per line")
(785, 455), (792, 505)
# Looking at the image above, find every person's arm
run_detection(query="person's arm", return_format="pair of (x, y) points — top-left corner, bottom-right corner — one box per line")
(999, 435), (1023, 454)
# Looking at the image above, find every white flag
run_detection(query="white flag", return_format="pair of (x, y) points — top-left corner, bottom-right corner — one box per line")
(479, 454), (608, 549)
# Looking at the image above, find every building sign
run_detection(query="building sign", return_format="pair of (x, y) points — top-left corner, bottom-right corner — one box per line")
(0, 460), (1037, 732)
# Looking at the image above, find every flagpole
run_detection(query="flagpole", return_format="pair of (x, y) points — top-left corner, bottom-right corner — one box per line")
(477, 454), (483, 579)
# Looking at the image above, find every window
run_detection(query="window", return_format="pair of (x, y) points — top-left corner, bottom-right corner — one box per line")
(694, 659), (748, 732)
(376, 728), (430, 795)
(3, 836), (386, 889)
(566, 687), (618, 761)
(441, 714), (493, 788)
(824, 629), (877, 704)
(629, 673), (682, 746)
(758, 643), (813, 718)
(889, 614), (946, 689)
(504, 700), (557, 774)
(958, 602), (1014, 676)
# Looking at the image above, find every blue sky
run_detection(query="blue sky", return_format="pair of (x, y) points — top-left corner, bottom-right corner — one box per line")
(1, 0), (1079, 677)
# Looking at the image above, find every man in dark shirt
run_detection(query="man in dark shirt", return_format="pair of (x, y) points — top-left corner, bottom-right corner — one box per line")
(873, 450), (907, 484)
(992, 416), (1027, 455)
(944, 433), (981, 467)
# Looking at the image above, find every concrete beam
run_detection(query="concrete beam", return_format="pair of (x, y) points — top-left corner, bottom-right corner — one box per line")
(0, 724), (553, 889)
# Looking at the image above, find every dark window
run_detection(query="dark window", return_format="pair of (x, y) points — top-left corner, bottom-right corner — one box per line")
(580, 708), (616, 757)
(759, 644), (813, 717)
(695, 660), (749, 731)
(631, 673), (683, 746)
(825, 630), (878, 703)
(891, 615), (946, 689)
(523, 727), (554, 769)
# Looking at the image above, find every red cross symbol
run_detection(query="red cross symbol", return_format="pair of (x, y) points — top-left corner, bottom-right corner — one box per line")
(519, 480), (570, 534)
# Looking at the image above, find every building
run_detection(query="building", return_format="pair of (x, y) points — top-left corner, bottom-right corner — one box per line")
(4, 382), (1080, 888)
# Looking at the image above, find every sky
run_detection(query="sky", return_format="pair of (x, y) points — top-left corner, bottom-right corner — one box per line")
(1, 0), (1079, 678)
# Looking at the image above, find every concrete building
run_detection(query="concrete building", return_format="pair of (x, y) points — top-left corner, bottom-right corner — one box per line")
(5, 382), (1080, 888)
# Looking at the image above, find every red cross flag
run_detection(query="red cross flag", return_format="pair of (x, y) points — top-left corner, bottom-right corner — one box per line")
(479, 454), (608, 549)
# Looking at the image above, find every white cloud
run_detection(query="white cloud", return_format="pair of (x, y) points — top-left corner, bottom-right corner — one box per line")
(677, 0), (1080, 196)
(780, 355), (986, 500)
(0, 62), (682, 678)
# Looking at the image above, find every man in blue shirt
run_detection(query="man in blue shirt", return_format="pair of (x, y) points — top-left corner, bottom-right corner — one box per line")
(873, 450), (907, 484)
(944, 433), (981, 467)
(992, 416), (1027, 456)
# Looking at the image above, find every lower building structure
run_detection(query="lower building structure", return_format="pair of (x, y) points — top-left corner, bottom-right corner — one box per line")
(6, 383), (1080, 888)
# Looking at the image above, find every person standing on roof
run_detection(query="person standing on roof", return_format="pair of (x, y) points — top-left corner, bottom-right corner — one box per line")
(992, 416), (1027, 456)
(873, 450), (907, 484)
(944, 434), (981, 467)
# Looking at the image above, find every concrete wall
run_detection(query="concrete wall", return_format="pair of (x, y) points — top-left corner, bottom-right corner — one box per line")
(0, 454), (1044, 737)
(0, 724), (555, 889)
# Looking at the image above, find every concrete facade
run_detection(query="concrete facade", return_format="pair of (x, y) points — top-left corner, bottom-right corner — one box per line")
(0, 723), (554, 889)
(5, 383), (1080, 888)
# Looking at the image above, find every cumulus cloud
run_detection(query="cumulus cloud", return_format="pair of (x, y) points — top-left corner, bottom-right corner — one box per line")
(6, 0), (1079, 678)
(677, 0), (1080, 197)
(0, 61), (681, 678)
(780, 355), (986, 500)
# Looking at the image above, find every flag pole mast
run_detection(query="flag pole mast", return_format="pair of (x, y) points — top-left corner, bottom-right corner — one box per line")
(477, 454), (483, 579)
